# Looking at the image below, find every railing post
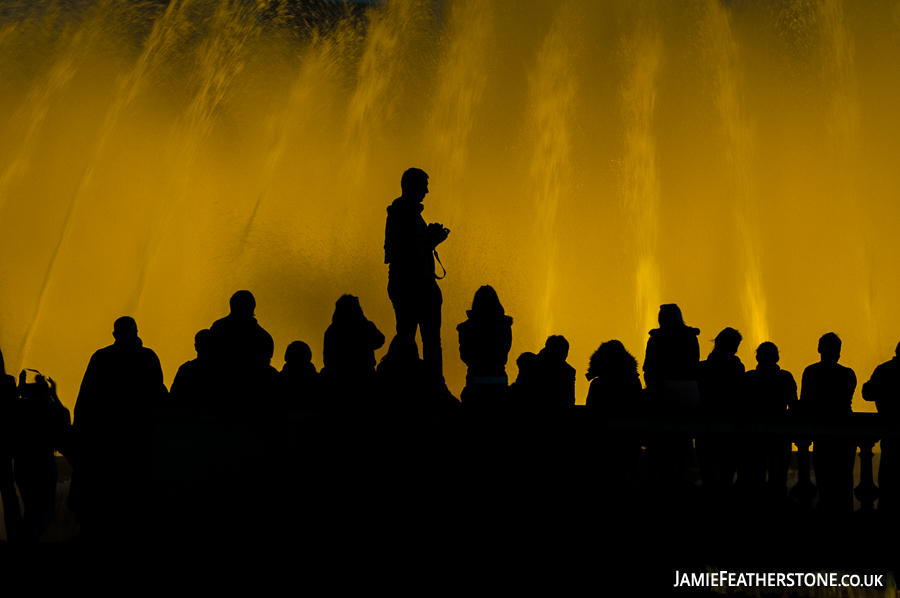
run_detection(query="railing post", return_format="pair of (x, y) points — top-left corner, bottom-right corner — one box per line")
(854, 437), (879, 516)
(791, 439), (817, 508)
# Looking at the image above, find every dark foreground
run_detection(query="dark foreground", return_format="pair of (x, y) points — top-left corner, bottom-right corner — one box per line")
(1, 407), (896, 594)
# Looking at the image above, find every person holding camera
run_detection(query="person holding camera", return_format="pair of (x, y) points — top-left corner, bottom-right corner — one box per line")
(384, 168), (450, 395)
(12, 370), (71, 543)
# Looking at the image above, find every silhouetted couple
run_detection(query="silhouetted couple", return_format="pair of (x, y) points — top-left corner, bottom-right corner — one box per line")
(697, 330), (796, 506)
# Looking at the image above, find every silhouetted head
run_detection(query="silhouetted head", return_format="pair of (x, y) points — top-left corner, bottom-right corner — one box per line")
(658, 304), (684, 328)
(230, 290), (256, 316)
(113, 316), (138, 341)
(194, 329), (212, 357)
(517, 351), (536, 369)
(332, 294), (364, 324)
(586, 340), (638, 380)
(755, 341), (779, 366)
(713, 327), (742, 356)
(285, 340), (313, 365)
(516, 351), (538, 379)
(544, 335), (569, 360)
(470, 285), (505, 317)
(400, 168), (429, 202)
(818, 332), (841, 363)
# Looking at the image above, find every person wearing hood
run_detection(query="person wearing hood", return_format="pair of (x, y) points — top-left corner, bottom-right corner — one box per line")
(69, 316), (167, 542)
(384, 168), (450, 394)
(586, 340), (643, 487)
(585, 340), (642, 415)
(457, 285), (513, 407)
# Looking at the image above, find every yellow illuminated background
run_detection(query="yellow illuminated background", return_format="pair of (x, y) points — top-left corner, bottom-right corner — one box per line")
(1, 0), (899, 411)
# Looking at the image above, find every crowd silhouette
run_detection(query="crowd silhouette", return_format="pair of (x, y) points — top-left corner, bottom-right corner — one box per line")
(0, 168), (897, 582)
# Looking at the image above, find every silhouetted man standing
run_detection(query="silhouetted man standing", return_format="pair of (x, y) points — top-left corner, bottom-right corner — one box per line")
(70, 316), (167, 541)
(536, 335), (577, 407)
(170, 328), (214, 406)
(862, 341), (900, 517)
(741, 342), (798, 503)
(384, 168), (450, 392)
(210, 290), (275, 371)
(800, 332), (857, 517)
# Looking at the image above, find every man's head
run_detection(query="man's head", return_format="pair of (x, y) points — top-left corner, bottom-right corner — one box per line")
(818, 332), (841, 363)
(544, 335), (570, 360)
(756, 341), (779, 366)
(658, 304), (684, 327)
(713, 327), (742, 355)
(194, 329), (212, 357)
(516, 351), (537, 373)
(113, 316), (138, 341)
(400, 168), (429, 202)
(230, 290), (256, 316)
(285, 340), (312, 365)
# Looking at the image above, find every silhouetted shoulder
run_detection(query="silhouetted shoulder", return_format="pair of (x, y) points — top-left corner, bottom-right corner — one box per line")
(863, 357), (900, 417)
(648, 325), (700, 338)
(457, 314), (513, 365)
(585, 340), (642, 412)
(800, 361), (856, 418)
(384, 197), (428, 272)
(643, 325), (701, 385)
(457, 286), (513, 405)
(743, 365), (798, 419)
(366, 320), (386, 350)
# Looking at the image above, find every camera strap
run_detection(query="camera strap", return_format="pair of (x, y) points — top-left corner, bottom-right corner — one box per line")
(434, 249), (447, 280)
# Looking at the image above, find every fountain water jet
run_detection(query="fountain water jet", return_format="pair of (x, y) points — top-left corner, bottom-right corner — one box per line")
(527, 1), (581, 340)
(700, 0), (770, 352)
(620, 4), (663, 338)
